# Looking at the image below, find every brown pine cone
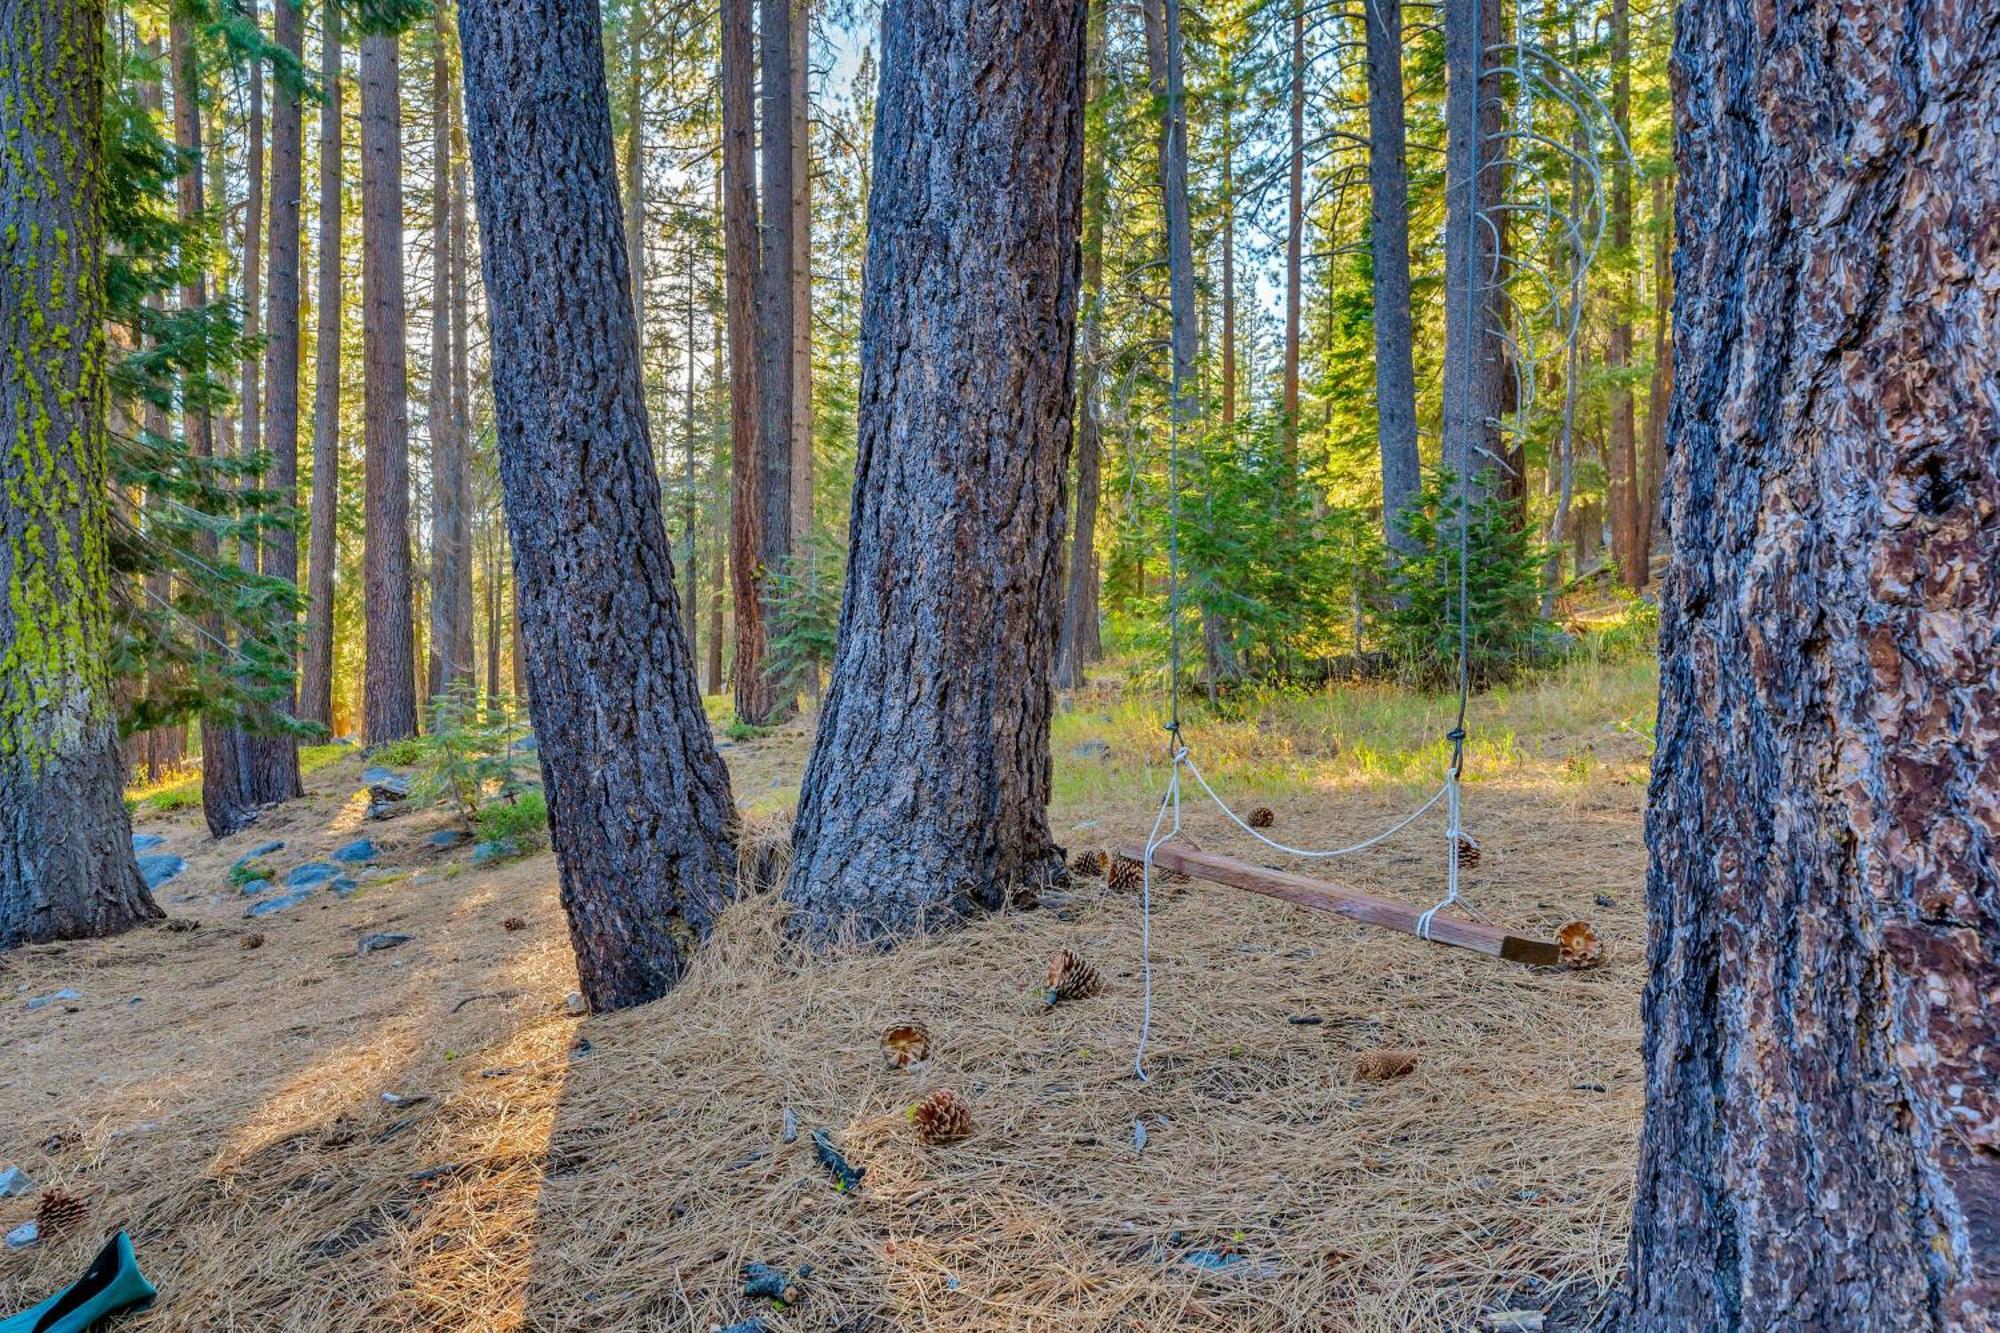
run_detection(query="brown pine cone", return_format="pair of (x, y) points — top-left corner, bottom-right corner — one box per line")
(1556, 920), (1604, 969)
(1107, 855), (1144, 892)
(503, 916), (527, 932)
(910, 1088), (974, 1144)
(1044, 947), (1103, 1007)
(1247, 806), (1276, 829)
(880, 1021), (932, 1069)
(1068, 848), (1109, 879)
(1455, 833), (1482, 868)
(1354, 1049), (1419, 1081)
(35, 1187), (89, 1236)
(240, 931), (265, 950)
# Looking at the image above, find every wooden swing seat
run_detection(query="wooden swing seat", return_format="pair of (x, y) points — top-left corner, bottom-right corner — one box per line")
(1118, 841), (1562, 967)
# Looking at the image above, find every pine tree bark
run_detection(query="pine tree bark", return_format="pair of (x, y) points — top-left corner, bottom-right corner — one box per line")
(1638, 171), (1669, 578)
(720, 0), (769, 726)
(449, 97), (474, 684)
(789, 1), (813, 553)
(301, 0), (341, 731)
(1, 0), (161, 947)
(1624, 1), (2000, 1325)
(1606, 0), (1640, 587)
(785, 0), (1085, 942)
(244, 0), (304, 800)
(1441, 0), (1506, 499)
(1281, 0), (1304, 466)
(458, 0), (741, 1011)
(1366, 0), (1420, 554)
(1055, 0), (1107, 693)
(425, 8), (471, 701)
(360, 31), (419, 743)
(751, 0), (796, 723)
(239, 0), (265, 580)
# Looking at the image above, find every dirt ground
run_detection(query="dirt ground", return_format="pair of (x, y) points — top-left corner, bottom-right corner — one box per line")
(1, 667), (1653, 1331)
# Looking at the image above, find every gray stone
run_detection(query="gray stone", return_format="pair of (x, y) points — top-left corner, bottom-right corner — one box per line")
(239, 878), (274, 897)
(330, 876), (360, 897)
(357, 932), (412, 956)
(286, 862), (339, 888)
(136, 853), (186, 888)
(25, 989), (80, 1011)
(131, 833), (167, 852)
(472, 838), (520, 865)
(246, 890), (314, 918)
(233, 840), (286, 870)
(5, 1221), (38, 1250)
(564, 992), (587, 1016)
(428, 829), (470, 848)
(0, 1166), (31, 1198)
(333, 838), (378, 864)
(365, 800), (405, 821)
(361, 765), (399, 784)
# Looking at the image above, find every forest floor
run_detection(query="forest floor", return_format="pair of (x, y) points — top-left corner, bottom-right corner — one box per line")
(1, 656), (1656, 1332)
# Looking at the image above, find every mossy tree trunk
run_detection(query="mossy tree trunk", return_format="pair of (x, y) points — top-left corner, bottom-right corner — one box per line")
(784, 0), (1086, 942)
(0, 0), (162, 947)
(1625, 0), (2000, 1324)
(458, 0), (741, 1012)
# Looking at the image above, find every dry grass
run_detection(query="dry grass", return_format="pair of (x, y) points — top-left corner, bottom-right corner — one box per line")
(0, 665), (1653, 1331)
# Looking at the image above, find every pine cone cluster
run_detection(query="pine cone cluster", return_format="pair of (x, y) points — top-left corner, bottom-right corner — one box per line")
(1069, 848), (1109, 879)
(1247, 806), (1276, 829)
(880, 1021), (932, 1069)
(1455, 833), (1482, 869)
(1044, 947), (1103, 1007)
(35, 1188), (88, 1237)
(910, 1088), (974, 1144)
(1107, 855), (1144, 892)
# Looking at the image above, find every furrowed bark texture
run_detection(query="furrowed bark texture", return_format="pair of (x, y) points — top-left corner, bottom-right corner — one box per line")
(0, 0), (160, 947)
(1440, 0), (1506, 498)
(784, 0), (1085, 942)
(245, 0), (304, 803)
(360, 32), (418, 744)
(426, 6), (472, 701)
(1626, 0), (2000, 1325)
(1056, 6), (1107, 694)
(458, 0), (740, 1012)
(1366, 0), (1420, 554)
(720, 0), (769, 726)
(751, 0), (796, 724)
(301, 0), (341, 730)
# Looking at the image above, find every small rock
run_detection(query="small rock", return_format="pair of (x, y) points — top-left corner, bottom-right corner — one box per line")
(5, 1221), (39, 1250)
(332, 838), (378, 864)
(136, 853), (186, 888)
(131, 833), (167, 852)
(365, 800), (406, 822)
(361, 765), (401, 785)
(233, 840), (286, 869)
(330, 876), (360, 897)
(1594, 893), (1617, 908)
(239, 878), (274, 897)
(564, 992), (588, 1016)
(428, 829), (470, 848)
(245, 889), (314, 918)
(286, 862), (340, 889)
(357, 932), (412, 956)
(25, 989), (80, 1012)
(0, 1166), (31, 1198)
(473, 838), (520, 865)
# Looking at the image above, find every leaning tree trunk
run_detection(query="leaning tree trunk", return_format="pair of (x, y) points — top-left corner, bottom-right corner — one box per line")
(1366, 0), (1420, 555)
(1625, 0), (2000, 1326)
(244, 0), (304, 803)
(458, 0), (741, 1012)
(0, 0), (161, 948)
(784, 0), (1085, 942)
(360, 30), (419, 744)
(301, 0), (342, 731)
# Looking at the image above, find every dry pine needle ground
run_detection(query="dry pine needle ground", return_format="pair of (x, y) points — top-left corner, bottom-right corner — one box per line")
(0, 663), (1653, 1331)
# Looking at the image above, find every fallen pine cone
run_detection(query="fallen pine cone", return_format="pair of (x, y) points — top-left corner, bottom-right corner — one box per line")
(1247, 806), (1276, 829)
(1355, 1049), (1419, 1081)
(1456, 833), (1483, 868)
(1044, 947), (1103, 1007)
(1107, 855), (1144, 892)
(880, 1021), (932, 1069)
(240, 931), (265, 950)
(1069, 847), (1109, 879)
(502, 916), (527, 933)
(1556, 920), (1604, 969)
(910, 1088), (974, 1144)
(35, 1187), (89, 1237)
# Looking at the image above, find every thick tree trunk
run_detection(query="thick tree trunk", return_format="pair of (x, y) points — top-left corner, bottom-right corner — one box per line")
(0, 0), (160, 947)
(240, 1), (264, 580)
(1606, 0), (1640, 587)
(751, 0), (796, 723)
(785, 0), (1085, 942)
(1366, 0), (1420, 554)
(302, 0), (342, 731)
(789, 1), (813, 551)
(720, 0), (770, 725)
(1624, 1), (2000, 1326)
(458, 0), (740, 1012)
(425, 8), (472, 701)
(244, 0), (304, 801)
(622, 0), (644, 342)
(360, 32), (419, 743)
(1055, 0), (1107, 692)
(1441, 0), (1505, 499)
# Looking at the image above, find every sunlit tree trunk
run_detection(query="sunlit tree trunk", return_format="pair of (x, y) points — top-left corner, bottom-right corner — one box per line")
(1624, 0), (2000, 1323)
(720, 0), (769, 725)
(0, 0), (160, 946)
(750, 0), (796, 723)
(360, 30), (418, 743)
(426, 6), (472, 700)
(459, 0), (741, 1011)
(302, 0), (342, 731)
(789, 0), (813, 553)
(786, 0), (1086, 941)
(1606, 0), (1640, 586)
(1367, 0), (1419, 554)
(1440, 0), (1506, 500)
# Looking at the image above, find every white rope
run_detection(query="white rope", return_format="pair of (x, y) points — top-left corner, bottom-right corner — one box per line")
(1180, 750), (1447, 859)
(1132, 747), (1185, 1084)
